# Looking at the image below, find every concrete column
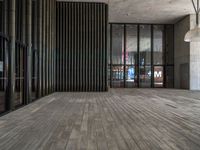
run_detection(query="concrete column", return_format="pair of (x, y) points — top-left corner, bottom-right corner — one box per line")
(174, 16), (190, 89)
(7, 0), (16, 110)
(174, 15), (200, 90)
(189, 15), (200, 90)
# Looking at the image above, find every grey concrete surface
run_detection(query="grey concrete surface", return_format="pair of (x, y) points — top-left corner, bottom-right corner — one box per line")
(174, 16), (190, 89)
(174, 15), (200, 90)
(57, 0), (194, 23)
(189, 15), (200, 90)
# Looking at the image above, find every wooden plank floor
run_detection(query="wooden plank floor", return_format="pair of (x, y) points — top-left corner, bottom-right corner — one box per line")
(0, 89), (200, 150)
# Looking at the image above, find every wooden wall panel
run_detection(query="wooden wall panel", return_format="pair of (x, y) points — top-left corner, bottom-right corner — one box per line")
(56, 2), (108, 91)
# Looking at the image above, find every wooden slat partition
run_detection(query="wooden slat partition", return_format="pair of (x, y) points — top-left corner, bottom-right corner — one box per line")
(56, 2), (108, 92)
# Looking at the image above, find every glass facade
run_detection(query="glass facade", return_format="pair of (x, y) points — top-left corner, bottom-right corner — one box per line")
(153, 25), (164, 88)
(139, 25), (151, 88)
(109, 23), (174, 88)
(0, 0), (7, 113)
(0, 0), (56, 114)
(126, 25), (138, 88)
(111, 25), (124, 88)
(0, 37), (7, 113)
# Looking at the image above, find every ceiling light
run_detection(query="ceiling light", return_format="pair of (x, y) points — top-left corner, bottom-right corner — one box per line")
(184, 0), (200, 42)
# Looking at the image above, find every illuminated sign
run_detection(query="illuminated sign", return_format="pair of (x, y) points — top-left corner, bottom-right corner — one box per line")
(154, 71), (162, 78)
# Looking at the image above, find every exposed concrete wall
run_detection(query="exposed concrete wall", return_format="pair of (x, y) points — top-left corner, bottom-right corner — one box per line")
(174, 15), (200, 90)
(174, 16), (190, 89)
(189, 15), (200, 90)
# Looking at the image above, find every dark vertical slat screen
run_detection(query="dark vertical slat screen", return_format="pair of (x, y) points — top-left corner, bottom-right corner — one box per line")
(56, 2), (108, 92)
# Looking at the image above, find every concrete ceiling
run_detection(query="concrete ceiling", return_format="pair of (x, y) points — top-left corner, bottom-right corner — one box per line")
(57, 0), (195, 24)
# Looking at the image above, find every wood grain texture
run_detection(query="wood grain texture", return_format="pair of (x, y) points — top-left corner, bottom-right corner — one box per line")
(0, 88), (200, 150)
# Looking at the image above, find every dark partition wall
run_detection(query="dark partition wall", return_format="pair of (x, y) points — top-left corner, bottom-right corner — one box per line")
(0, 0), (8, 113)
(0, 0), (56, 114)
(56, 2), (108, 91)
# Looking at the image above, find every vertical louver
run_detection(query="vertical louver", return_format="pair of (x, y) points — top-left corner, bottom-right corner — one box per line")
(56, 2), (108, 92)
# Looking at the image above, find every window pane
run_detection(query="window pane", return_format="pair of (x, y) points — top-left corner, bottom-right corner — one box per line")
(108, 65), (111, 87)
(165, 25), (174, 65)
(112, 65), (124, 88)
(126, 25), (137, 65)
(153, 25), (164, 65)
(0, 38), (7, 113)
(125, 66), (138, 88)
(140, 66), (151, 88)
(108, 24), (111, 64)
(166, 66), (174, 88)
(140, 25), (151, 66)
(0, 1), (3, 33)
(112, 25), (124, 65)
(15, 45), (25, 107)
(139, 25), (151, 88)
(32, 50), (37, 100)
(154, 66), (164, 88)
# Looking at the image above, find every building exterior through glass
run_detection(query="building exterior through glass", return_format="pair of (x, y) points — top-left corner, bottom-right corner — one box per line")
(109, 24), (174, 88)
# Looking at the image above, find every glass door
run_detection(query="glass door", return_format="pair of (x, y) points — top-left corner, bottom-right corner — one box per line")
(125, 25), (138, 88)
(139, 25), (151, 88)
(153, 25), (164, 88)
(111, 24), (124, 88)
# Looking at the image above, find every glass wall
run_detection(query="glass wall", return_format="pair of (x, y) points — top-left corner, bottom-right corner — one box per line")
(0, 0), (57, 115)
(111, 24), (124, 88)
(0, 37), (7, 113)
(126, 25), (138, 88)
(139, 25), (151, 88)
(0, 0), (7, 113)
(165, 25), (174, 88)
(109, 23), (174, 88)
(153, 25), (164, 88)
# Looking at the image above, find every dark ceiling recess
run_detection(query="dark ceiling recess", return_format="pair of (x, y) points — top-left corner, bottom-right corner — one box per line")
(56, 2), (108, 91)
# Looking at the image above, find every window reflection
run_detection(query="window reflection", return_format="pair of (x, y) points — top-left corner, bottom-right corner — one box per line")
(109, 24), (174, 88)
(154, 66), (164, 88)
(15, 44), (25, 107)
(140, 66), (151, 88)
(166, 66), (174, 88)
(112, 25), (124, 65)
(0, 1), (6, 113)
(140, 25), (151, 66)
(140, 25), (151, 87)
(153, 25), (164, 65)
(0, 38), (7, 113)
(126, 25), (137, 65)
(126, 66), (138, 88)
(125, 25), (138, 87)
(112, 65), (124, 88)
